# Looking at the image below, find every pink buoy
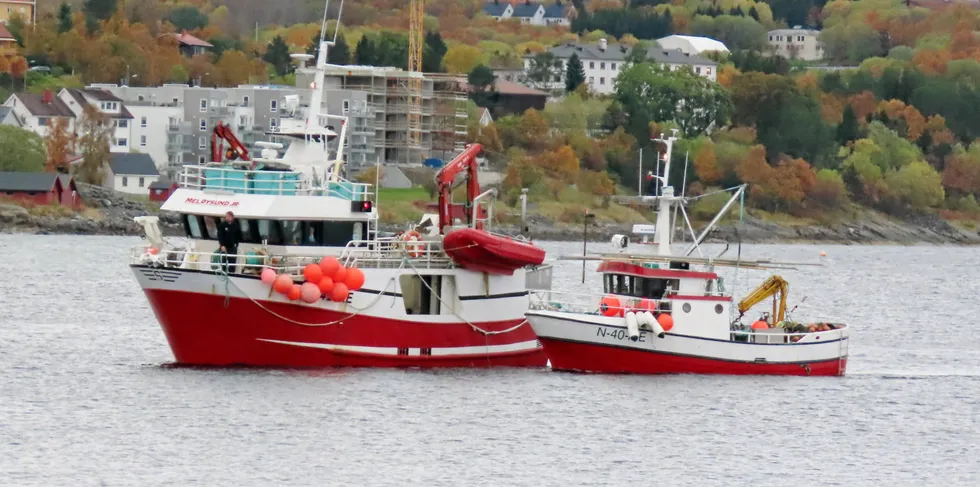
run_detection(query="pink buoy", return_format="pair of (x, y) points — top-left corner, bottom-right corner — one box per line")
(260, 268), (276, 285)
(300, 282), (321, 303)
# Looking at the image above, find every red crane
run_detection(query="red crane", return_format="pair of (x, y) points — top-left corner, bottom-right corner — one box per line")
(210, 121), (250, 163)
(436, 143), (485, 234)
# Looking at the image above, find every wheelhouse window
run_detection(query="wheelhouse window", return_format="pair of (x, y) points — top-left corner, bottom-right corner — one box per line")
(281, 221), (302, 246)
(184, 214), (204, 238)
(256, 220), (282, 245)
(603, 273), (679, 299)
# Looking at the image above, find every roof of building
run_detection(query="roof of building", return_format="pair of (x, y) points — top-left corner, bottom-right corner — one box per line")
(58, 174), (77, 189)
(108, 153), (159, 176)
(769, 27), (821, 36)
(543, 2), (572, 18)
(10, 93), (75, 118)
(149, 178), (175, 190)
(513, 2), (542, 18)
(0, 23), (14, 42)
(165, 31), (213, 48)
(657, 35), (730, 54)
(483, 1), (510, 16)
(542, 41), (718, 66)
(0, 172), (60, 192)
(63, 89), (134, 119)
(464, 78), (549, 96)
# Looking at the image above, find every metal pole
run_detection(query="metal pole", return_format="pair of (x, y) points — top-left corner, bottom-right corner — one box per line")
(654, 150), (660, 196)
(637, 147), (642, 195)
(671, 151), (689, 243)
(582, 213), (594, 283)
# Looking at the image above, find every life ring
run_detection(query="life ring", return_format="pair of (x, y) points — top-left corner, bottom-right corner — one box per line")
(400, 230), (424, 258)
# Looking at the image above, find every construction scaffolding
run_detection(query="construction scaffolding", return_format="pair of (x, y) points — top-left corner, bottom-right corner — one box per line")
(407, 0), (425, 151)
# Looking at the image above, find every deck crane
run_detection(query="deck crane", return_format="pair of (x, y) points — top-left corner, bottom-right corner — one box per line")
(737, 275), (789, 325)
(436, 143), (485, 234)
(210, 121), (250, 164)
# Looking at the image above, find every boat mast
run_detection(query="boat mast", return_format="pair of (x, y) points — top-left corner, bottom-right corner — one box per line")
(306, 0), (334, 135)
(650, 129), (679, 256)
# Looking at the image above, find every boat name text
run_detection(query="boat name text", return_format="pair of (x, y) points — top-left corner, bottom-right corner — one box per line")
(596, 327), (647, 342)
(184, 197), (240, 207)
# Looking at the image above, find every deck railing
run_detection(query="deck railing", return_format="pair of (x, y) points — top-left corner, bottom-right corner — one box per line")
(339, 237), (454, 270)
(529, 290), (673, 316)
(177, 164), (373, 201)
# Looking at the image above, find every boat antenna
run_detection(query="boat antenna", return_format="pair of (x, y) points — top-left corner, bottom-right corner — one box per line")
(319, 0), (331, 44)
(333, 0), (345, 43)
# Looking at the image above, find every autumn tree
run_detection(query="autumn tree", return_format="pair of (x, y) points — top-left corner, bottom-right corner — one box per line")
(443, 44), (486, 74)
(808, 169), (848, 209)
(693, 141), (722, 185)
(75, 105), (111, 184)
(215, 50), (251, 86)
(578, 170), (615, 197)
(44, 117), (76, 173)
(539, 145), (581, 184)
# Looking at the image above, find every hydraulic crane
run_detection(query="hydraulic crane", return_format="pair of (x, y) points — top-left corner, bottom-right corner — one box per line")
(436, 143), (485, 234)
(737, 275), (789, 325)
(210, 121), (250, 163)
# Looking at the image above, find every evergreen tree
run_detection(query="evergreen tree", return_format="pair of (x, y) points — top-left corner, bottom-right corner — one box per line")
(837, 104), (859, 145)
(263, 36), (292, 76)
(328, 35), (352, 64)
(83, 0), (117, 33)
(423, 31), (447, 73)
(355, 36), (376, 65)
(565, 53), (585, 93)
(748, 6), (760, 21)
(58, 2), (73, 33)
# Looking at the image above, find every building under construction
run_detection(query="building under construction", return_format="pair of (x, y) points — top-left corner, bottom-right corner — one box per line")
(297, 64), (469, 168)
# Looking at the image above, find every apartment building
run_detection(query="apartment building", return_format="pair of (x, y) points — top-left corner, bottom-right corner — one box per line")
(529, 38), (719, 95)
(58, 88), (136, 154)
(0, 0), (34, 24)
(768, 27), (824, 61)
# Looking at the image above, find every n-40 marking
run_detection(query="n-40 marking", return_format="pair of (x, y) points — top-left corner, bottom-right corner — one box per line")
(596, 327), (646, 342)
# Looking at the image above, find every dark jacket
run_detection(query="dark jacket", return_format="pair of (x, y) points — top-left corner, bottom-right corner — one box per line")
(216, 219), (243, 250)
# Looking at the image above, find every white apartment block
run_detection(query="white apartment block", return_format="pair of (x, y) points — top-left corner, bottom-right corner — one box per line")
(768, 27), (824, 61)
(527, 38), (719, 95)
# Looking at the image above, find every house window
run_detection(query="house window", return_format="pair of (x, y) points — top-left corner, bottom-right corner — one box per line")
(798, 36), (804, 42)
(600, 77), (605, 85)
(239, 115), (248, 127)
(589, 61), (594, 69)
(122, 176), (128, 187)
(117, 138), (128, 147)
(588, 76), (594, 84)
(271, 99), (278, 112)
(199, 137), (206, 149)
(139, 177), (145, 187)
(198, 155), (206, 164)
(140, 135), (147, 146)
(342, 100), (350, 113)
(118, 119), (128, 128)
(707, 67), (712, 75)
(553, 75), (560, 82)
(611, 63), (617, 70)
(243, 96), (250, 107)
(200, 119), (207, 131)
(38, 117), (48, 126)
(137, 95), (145, 102)
(200, 99), (207, 112)
(600, 62), (605, 69)
(141, 116), (147, 128)
(769, 35), (773, 41)
(172, 97), (179, 105)
(270, 118), (279, 129)
(696, 67), (702, 75)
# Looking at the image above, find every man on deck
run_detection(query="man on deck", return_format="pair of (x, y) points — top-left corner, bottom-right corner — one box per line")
(216, 211), (243, 273)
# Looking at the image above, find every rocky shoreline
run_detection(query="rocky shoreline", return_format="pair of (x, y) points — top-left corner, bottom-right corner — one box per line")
(2, 184), (979, 245)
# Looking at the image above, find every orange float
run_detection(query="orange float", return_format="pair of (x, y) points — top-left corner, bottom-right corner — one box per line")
(317, 276), (334, 295)
(344, 267), (365, 291)
(330, 282), (350, 302)
(657, 313), (674, 332)
(599, 295), (621, 317)
(318, 256), (340, 278)
(334, 266), (348, 284)
(751, 320), (769, 330)
(300, 282), (321, 303)
(287, 284), (302, 301)
(303, 263), (323, 284)
(260, 268), (276, 285)
(273, 274), (293, 294)
(636, 298), (657, 312)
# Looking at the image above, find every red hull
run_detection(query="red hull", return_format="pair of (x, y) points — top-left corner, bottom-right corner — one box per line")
(144, 289), (547, 368)
(540, 338), (847, 376)
(443, 227), (546, 275)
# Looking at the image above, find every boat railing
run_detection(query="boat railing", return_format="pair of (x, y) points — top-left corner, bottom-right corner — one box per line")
(529, 289), (672, 315)
(730, 325), (848, 344)
(129, 246), (307, 276)
(339, 238), (455, 270)
(177, 164), (373, 201)
(471, 188), (497, 232)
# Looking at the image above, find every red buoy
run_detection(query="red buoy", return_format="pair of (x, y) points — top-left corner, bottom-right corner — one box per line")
(599, 295), (621, 317)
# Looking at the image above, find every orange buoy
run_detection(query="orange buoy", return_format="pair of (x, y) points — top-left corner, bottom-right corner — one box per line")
(317, 276), (334, 295)
(751, 320), (769, 330)
(300, 282), (321, 303)
(636, 298), (657, 312)
(599, 295), (621, 317)
(820, 251), (827, 257)
(287, 284), (302, 301)
(330, 282), (349, 303)
(334, 266), (348, 284)
(657, 313), (674, 332)
(318, 256), (340, 278)
(345, 267), (365, 291)
(273, 274), (293, 294)
(303, 263), (323, 284)
(260, 268), (276, 285)
(148, 247), (160, 255)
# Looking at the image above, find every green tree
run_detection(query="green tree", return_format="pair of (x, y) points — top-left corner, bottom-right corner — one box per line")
(354, 35), (375, 65)
(884, 160), (945, 211)
(0, 125), (45, 172)
(613, 63), (733, 140)
(837, 104), (859, 145)
(83, 0), (117, 32)
(263, 36), (292, 77)
(328, 35), (351, 64)
(423, 31), (447, 72)
(565, 53), (585, 93)
(468, 64), (497, 108)
(58, 2), (73, 34)
(167, 6), (209, 31)
(521, 52), (562, 91)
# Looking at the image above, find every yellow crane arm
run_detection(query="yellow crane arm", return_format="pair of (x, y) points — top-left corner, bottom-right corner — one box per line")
(737, 275), (789, 324)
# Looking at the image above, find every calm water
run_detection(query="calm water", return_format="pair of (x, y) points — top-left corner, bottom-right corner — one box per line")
(0, 235), (978, 486)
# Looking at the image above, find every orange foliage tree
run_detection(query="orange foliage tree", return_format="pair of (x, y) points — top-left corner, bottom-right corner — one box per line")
(44, 117), (76, 173)
(847, 91), (877, 122)
(693, 141), (722, 185)
(538, 145), (581, 184)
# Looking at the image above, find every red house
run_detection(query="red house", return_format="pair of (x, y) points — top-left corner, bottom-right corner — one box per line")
(0, 172), (64, 206)
(148, 178), (178, 202)
(58, 174), (83, 209)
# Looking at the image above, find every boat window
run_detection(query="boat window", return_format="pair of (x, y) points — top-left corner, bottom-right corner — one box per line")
(400, 274), (442, 315)
(203, 217), (219, 240)
(302, 222), (320, 246)
(184, 214), (204, 238)
(321, 221), (356, 247)
(256, 220), (283, 245)
(281, 221), (302, 246)
(353, 221), (364, 242)
(615, 275), (631, 295)
(238, 219), (254, 243)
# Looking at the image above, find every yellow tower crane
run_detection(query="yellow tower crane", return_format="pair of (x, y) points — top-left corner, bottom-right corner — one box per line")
(407, 0), (424, 150)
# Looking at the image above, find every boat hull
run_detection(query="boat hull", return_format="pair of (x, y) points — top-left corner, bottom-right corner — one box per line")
(133, 266), (547, 368)
(443, 227), (546, 275)
(528, 311), (849, 376)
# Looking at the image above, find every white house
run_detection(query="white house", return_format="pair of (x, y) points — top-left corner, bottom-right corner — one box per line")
(0, 106), (21, 126)
(2, 91), (75, 137)
(768, 27), (824, 61)
(59, 88), (135, 154)
(542, 1), (576, 26)
(482, 0), (514, 20)
(656, 35), (730, 56)
(105, 152), (160, 195)
(483, 1), (574, 26)
(512, 1), (545, 25)
(528, 38), (719, 95)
